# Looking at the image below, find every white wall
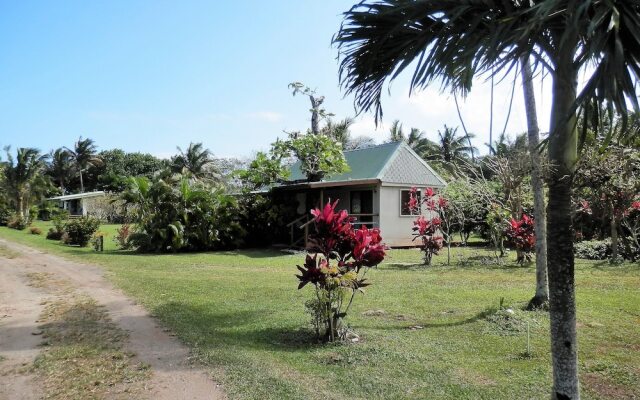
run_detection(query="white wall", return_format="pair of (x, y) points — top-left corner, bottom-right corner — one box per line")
(379, 185), (418, 247)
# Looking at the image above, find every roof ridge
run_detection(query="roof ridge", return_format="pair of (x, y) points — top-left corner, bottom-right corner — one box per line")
(343, 140), (401, 154)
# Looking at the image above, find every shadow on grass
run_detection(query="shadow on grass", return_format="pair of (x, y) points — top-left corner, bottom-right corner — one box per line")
(153, 301), (321, 352)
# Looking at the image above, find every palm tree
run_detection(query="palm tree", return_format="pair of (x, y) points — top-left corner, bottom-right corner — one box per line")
(322, 117), (355, 148)
(47, 148), (73, 193)
(335, 2), (640, 398)
(387, 120), (436, 158)
(171, 142), (218, 181)
(1, 147), (49, 217)
(387, 119), (405, 142)
(433, 125), (477, 164)
(65, 137), (102, 193)
(522, 58), (549, 310)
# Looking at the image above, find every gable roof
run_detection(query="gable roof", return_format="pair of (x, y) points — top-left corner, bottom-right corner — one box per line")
(284, 141), (446, 188)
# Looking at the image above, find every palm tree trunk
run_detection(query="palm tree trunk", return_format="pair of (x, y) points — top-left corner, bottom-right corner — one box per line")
(547, 63), (580, 400)
(18, 194), (24, 218)
(521, 58), (549, 309)
(79, 170), (84, 193)
(610, 203), (619, 261)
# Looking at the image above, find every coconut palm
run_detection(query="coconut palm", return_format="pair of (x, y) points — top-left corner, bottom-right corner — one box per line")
(65, 137), (102, 193)
(522, 58), (548, 310)
(335, 2), (640, 398)
(387, 119), (405, 142)
(388, 120), (436, 158)
(432, 125), (477, 164)
(47, 148), (73, 193)
(1, 147), (49, 217)
(171, 142), (219, 181)
(322, 117), (355, 148)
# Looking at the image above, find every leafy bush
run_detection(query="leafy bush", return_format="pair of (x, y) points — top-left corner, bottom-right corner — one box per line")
(0, 203), (11, 226)
(121, 176), (243, 252)
(407, 187), (444, 265)
(63, 217), (101, 247)
(46, 211), (69, 240)
(29, 226), (42, 235)
(296, 201), (386, 342)
(7, 213), (28, 230)
(237, 193), (298, 247)
(505, 214), (536, 264)
(574, 239), (611, 260)
(113, 224), (133, 250)
(272, 133), (349, 182)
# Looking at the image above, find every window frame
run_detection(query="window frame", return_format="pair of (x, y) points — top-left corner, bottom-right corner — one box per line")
(400, 189), (421, 217)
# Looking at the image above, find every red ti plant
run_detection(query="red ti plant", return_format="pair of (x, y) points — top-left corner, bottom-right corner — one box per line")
(408, 187), (445, 265)
(505, 214), (536, 264)
(296, 200), (386, 341)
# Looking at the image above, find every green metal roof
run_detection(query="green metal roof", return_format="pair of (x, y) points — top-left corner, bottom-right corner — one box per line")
(288, 141), (402, 182)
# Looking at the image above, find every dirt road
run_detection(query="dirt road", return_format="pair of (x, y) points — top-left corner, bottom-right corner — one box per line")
(0, 238), (225, 400)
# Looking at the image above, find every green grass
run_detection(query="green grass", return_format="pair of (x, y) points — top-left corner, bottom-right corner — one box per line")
(1, 222), (639, 399)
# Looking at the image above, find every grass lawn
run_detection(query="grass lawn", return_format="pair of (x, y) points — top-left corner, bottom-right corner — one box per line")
(1, 221), (639, 399)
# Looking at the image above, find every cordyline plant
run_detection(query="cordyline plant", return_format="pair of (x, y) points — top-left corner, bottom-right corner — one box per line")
(408, 187), (445, 265)
(296, 200), (386, 342)
(505, 214), (536, 264)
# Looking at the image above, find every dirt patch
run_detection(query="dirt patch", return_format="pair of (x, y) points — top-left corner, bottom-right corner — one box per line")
(33, 296), (150, 399)
(0, 237), (225, 400)
(0, 243), (19, 258)
(452, 367), (497, 387)
(582, 372), (638, 399)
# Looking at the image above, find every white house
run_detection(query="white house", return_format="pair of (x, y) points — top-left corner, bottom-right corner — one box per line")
(48, 191), (107, 217)
(275, 141), (447, 247)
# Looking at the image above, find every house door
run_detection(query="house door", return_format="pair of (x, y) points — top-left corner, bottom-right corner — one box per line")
(350, 190), (373, 225)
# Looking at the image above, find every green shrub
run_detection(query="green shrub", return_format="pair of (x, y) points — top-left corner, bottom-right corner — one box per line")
(46, 211), (68, 240)
(7, 213), (28, 230)
(574, 239), (611, 260)
(0, 204), (11, 226)
(121, 176), (243, 252)
(29, 226), (42, 235)
(63, 217), (101, 247)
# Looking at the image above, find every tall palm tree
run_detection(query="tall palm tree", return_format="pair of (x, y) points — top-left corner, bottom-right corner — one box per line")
(1, 147), (49, 217)
(433, 125), (477, 164)
(406, 127), (435, 156)
(335, 2), (640, 398)
(388, 120), (436, 158)
(522, 58), (549, 310)
(171, 142), (218, 181)
(322, 117), (355, 148)
(387, 119), (405, 142)
(47, 148), (73, 193)
(65, 137), (102, 193)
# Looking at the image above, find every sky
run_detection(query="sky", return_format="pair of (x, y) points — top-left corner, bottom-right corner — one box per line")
(0, 1), (554, 160)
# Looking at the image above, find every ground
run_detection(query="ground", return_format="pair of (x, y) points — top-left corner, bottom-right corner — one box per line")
(0, 222), (639, 399)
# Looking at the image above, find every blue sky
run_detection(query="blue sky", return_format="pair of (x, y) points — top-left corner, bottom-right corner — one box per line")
(0, 1), (552, 159)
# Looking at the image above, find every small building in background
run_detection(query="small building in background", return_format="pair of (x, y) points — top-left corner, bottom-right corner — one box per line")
(47, 191), (107, 218)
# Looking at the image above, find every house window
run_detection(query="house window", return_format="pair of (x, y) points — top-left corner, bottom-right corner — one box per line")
(400, 189), (421, 216)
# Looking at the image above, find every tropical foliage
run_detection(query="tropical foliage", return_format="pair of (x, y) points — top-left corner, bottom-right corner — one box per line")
(1, 147), (49, 218)
(407, 187), (444, 265)
(296, 201), (386, 341)
(120, 175), (242, 252)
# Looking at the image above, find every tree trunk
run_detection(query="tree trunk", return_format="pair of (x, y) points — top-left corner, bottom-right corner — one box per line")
(79, 170), (85, 193)
(610, 206), (619, 261)
(309, 95), (323, 134)
(547, 63), (580, 400)
(18, 194), (24, 218)
(521, 57), (549, 309)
